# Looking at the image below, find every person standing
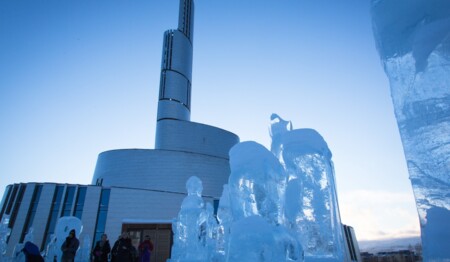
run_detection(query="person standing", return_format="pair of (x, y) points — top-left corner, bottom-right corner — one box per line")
(138, 235), (154, 262)
(111, 232), (133, 262)
(20, 241), (44, 262)
(61, 229), (79, 262)
(92, 234), (111, 262)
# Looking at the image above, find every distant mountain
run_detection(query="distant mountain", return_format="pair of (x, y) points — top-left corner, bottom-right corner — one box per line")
(358, 236), (421, 253)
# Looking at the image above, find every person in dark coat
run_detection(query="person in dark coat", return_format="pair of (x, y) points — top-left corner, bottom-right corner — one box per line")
(92, 233), (111, 262)
(21, 241), (44, 262)
(61, 229), (80, 262)
(138, 235), (154, 262)
(111, 232), (133, 262)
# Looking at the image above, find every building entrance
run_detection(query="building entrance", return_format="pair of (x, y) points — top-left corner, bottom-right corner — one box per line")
(122, 223), (172, 262)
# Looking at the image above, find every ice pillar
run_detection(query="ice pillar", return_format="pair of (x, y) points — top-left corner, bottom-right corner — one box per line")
(371, 0), (450, 260)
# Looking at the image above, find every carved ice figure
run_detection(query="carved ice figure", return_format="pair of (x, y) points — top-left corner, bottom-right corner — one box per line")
(228, 141), (287, 225)
(11, 228), (37, 262)
(45, 234), (58, 262)
(202, 203), (218, 261)
(270, 113), (293, 161)
(0, 215), (11, 258)
(215, 185), (232, 261)
(171, 176), (206, 262)
(171, 114), (348, 261)
(75, 234), (91, 262)
(54, 216), (82, 261)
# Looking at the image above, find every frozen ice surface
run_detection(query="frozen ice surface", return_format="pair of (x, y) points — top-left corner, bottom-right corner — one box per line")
(75, 234), (91, 262)
(0, 215), (11, 258)
(9, 227), (37, 262)
(171, 115), (346, 261)
(274, 126), (345, 260)
(44, 234), (58, 262)
(228, 141), (287, 225)
(371, 0), (450, 260)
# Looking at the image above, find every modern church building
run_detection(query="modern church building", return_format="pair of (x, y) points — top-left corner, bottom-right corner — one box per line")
(0, 1), (360, 261)
(1, 1), (238, 261)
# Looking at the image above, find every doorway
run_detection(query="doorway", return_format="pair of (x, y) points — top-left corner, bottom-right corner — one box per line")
(122, 223), (172, 262)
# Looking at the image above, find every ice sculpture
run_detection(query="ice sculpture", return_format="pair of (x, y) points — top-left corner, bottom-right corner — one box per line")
(228, 141), (287, 225)
(10, 228), (37, 262)
(271, 114), (345, 260)
(44, 234), (58, 262)
(0, 215), (11, 259)
(371, 1), (450, 260)
(54, 216), (83, 261)
(170, 176), (208, 261)
(170, 115), (346, 261)
(75, 234), (91, 262)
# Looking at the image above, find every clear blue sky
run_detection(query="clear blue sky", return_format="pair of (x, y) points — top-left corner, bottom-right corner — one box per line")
(0, 0), (419, 241)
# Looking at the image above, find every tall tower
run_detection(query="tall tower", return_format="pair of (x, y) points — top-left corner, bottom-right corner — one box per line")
(156, 0), (194, 123)
(154, 0), (237, 159)
(92, 0), (239, 195)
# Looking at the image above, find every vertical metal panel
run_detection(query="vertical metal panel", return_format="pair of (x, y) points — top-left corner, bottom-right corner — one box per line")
(80, 186), (101, 246)
(32, 184), (56, 251)
(178, 0), (194, 42)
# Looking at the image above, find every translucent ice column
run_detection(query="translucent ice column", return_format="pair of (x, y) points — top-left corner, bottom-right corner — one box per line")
(271, 115), (346, 261)
(371, 1), (450, 260)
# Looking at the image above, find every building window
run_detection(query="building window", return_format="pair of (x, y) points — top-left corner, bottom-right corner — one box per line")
(93, 189), (110, 245)
(5, 184), (19, 215)
(41, 186), (64, 250)
(343, 225), (358, 261)
(0, 185), (13, 220)
(9, 184), (26, 229)
(73, 187), (87, 219)
(20, 185), (43, 242)
(61, 186), (76, 217)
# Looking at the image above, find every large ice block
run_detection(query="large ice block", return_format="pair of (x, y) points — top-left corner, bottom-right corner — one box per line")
(371, 0), (450, 260)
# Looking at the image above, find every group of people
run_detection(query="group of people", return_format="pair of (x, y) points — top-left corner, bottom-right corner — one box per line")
(60, 229), (154, 262)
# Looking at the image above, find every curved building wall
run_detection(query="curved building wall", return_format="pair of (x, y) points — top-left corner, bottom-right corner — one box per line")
(155, 119), (239, 159)
(92, 148), (232, 197)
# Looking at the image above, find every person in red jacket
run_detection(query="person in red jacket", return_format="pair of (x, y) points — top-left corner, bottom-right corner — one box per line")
(138, 235), (154, 262)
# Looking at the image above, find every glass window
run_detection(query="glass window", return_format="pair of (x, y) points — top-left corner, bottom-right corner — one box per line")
(93, 189), (110, 244)
(9, 184), (26, 228)
(61, 186), (75, 217)
(74, 187), (87, 219)
(20, 185), (42, 242)
(5, 184), (19, 215)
